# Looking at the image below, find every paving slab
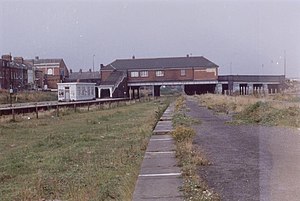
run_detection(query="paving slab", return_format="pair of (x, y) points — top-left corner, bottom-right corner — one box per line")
(150, 134), (173, 140)
(160, 115), (173, 121)
(132, 104), (183, 201)
(153, 120), (174, 135)
(159, 106), (175, 121)
(146, 139), (176, 152)
(140, 156), (181, 174)
(132, 177), (183, 201)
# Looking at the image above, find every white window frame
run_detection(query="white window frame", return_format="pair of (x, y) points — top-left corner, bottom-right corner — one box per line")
(180, 69), (186, 76)
(47, 68), (53, 75)
(140, 71), (148, 77)
(130, 71), (139, 77)
(156, 70), (164, 77)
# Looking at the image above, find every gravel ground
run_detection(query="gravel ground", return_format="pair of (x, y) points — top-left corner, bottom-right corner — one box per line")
(186, 97), (300, 201)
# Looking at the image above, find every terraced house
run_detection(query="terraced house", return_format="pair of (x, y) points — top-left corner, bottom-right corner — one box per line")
(0, 55), (29, 91)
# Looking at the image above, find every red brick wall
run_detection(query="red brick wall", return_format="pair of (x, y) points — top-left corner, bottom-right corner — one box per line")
(194, 68), (217, 80)
(45, 75), (61, 89)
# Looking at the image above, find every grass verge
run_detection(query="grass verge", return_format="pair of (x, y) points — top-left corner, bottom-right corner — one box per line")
(0, 91), (57, 104)
(234, 101), (300, 127)
(171, 96), (219, 201)
(0, 99), (168, 201)
(197, 94), (300, 128)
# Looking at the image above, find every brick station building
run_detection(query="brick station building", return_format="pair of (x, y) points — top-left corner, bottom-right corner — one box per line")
(99, 55), (219, 98)
(99, 55), (285, 99)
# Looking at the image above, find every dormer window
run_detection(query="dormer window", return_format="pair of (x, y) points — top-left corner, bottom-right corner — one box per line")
(156, 70), (164, 77)
(180, 69), (186, 76)
(130, 71), (139, 77)
(140, 71), (148, 77)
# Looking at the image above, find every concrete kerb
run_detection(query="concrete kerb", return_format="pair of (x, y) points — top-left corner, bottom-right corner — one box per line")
(132, 104), (184, 201)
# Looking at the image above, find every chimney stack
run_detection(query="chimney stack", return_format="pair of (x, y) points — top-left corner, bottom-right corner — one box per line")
(100, 64), (104, 69)
(132, 55), (135, 59)
(2, 54), (12, 62)
(14, 57), (24, 64)
(35, 56), (39, 60)
(89, 69), (92, 72)
(70, 69), (73, 74)
(186, 54), (189, 58)
(79, 69), (82, 73)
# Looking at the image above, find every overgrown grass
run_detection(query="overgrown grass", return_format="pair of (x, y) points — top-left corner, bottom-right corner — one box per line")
(197, 94), (300, 128)
(171, 96), (218, 201)
(234, 101), (300, 127)
(0, 100), (168, 201)
(0, 91), (57, 104)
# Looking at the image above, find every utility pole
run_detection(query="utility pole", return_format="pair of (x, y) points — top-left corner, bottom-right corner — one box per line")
(284, 50), (287, 77)
(93, 54), (95, 72)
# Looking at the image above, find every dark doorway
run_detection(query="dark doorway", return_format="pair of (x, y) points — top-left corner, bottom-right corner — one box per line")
(100, 89), (110, 98)
(95, 87), (99, 98)
(184, 84), (216, 95)
(222, 84), (229, 94)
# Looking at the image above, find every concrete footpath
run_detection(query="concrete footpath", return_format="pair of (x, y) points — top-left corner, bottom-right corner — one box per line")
(132, 105), (184, 201)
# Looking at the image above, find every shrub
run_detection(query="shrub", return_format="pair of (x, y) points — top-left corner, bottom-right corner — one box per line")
(171, 126), (195, 142)
(175, 96), (185, 112)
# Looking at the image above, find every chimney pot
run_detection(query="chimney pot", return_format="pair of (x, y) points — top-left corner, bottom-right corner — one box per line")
(186, 54), (189, 58)
(132, 55), (135, 59)
(14, 57), (24, 64)
(70, 69), (73, 74)
(35, 56), (39, 60)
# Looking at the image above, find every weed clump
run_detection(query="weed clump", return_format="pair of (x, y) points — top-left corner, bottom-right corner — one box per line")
(171, 126), (195, 142)
(175, 96), (185, 112)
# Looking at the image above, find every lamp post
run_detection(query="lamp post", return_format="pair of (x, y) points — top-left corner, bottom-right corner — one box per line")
(93, 54), (95, 72)
(284, 50), (286, 77)
(9, 88), (13, 107)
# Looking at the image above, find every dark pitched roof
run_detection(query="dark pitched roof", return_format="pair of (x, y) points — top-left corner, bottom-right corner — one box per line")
(103, 56), (218, 70)
(8, 61), (29, 69)
(68, 71), (100, 80)
(101, 70), (126, 85)
(32, 59), (63, 65)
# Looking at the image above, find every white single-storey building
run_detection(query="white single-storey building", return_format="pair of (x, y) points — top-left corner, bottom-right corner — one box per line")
(57, 82), (96, 101)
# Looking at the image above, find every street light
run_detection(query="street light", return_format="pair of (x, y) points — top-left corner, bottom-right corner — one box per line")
(93, 54), (95, 72)
(9, 88), (13, 107)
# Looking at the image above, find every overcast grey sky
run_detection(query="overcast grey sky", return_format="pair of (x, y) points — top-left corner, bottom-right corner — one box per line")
(0, 0), (299, 77)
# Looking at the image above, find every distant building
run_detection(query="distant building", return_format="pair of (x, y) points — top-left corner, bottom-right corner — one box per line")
(66, 69), (101, 85)
(26, 57), (69, 89)
(0, 55), (29, 91)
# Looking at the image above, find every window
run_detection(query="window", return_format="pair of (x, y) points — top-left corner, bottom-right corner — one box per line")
(130, 71), (139, 77)
(77, 87), (81, 96)
(47, 68), (53, 75)
(140, 71), (148, 77)
(156, 70), (164, 77)
(180, 69), (186, 76)
(87, 87), (90, 96)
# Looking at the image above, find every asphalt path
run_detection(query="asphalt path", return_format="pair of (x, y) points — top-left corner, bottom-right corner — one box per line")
(186, 97), (300, 201)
